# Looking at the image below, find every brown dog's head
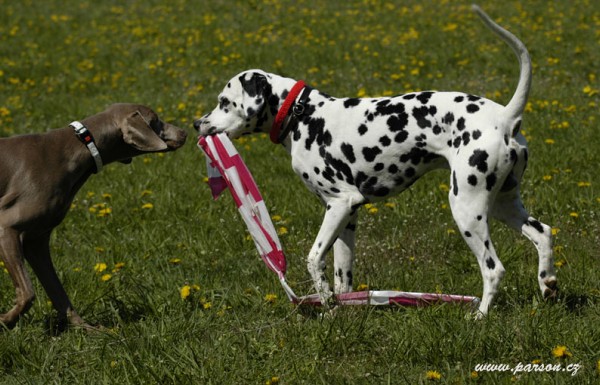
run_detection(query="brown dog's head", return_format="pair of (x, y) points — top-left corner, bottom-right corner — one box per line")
(83, 103), (188, 164)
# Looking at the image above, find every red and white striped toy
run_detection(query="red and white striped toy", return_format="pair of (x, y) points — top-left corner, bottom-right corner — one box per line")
(198, 133), (480, 307)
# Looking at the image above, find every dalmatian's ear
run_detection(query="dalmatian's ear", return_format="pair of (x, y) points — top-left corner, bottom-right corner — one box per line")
(239, 72), (267, 98)
(239, 72), (270, 119)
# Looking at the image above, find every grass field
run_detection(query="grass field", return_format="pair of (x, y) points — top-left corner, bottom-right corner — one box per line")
(0, 0), (599, 383)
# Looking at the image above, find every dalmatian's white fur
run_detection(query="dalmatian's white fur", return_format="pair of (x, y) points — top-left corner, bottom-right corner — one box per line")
(195, 5), (556, 316)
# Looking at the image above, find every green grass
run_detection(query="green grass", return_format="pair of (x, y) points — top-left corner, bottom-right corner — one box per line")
(0, 0), (599, 383)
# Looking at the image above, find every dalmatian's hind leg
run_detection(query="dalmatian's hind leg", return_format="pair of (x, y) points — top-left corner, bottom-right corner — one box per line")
(491, 189), (557, 299)
(448, 168), (506, 317)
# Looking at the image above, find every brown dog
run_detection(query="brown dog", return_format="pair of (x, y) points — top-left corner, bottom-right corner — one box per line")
(0, 103), (187, 330)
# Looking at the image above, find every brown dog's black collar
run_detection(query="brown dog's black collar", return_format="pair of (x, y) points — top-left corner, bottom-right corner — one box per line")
(70, 121), (103, 173)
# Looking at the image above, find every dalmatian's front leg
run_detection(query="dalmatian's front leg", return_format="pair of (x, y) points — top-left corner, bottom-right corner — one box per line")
(307, 199), (356, 306)
(333, 211), (358, 294)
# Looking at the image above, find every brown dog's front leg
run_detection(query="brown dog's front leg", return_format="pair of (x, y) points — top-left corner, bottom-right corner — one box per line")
(0, 228), (35, 328)
(22, 233), (94, 331)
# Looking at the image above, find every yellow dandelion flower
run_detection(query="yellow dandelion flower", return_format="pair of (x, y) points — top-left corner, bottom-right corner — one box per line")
(88, 207), (97, 214)
(141, 190), (153, 197)
(102, 193), (112, 199)
(357, 283), (368, 291)
(94, 263), (107, 273)
(596, 360), (600, 374)
(357, 87), (367, 97)
(569, 212), (579, 218)
(425, 370), (442, 380)
(95, 247), (105, 253)
(101, 274), (112, 282)
(272, 214), (282, 222)
(439, 183), (450, 192)
(97, 207), (112, 217)
(577, 181), (591, 187)
(264, 293), (278, 303)
(177, 102), (186, 111)
(552, 345), (572, 358)
(368, 207), (378, 214)
(277, 226), (288, 235)
(543, 175), (552, 181)
(583, 85), (598, 96)
(203, 302), (212, 310)
(544, 139), (555, 145)
(266, 377), (280, 385)
(554, 259), (567, 268)
(143, 157), (152, 164)
(470, 371), (478, 379)
(384, 202), (395, 208)
(169, 258), (182, 265)
(112, 262), (125, 272)
(447, 228), (456, 235)
(141, 203), (154, 210)
(551, 228), (560, 236)
(532, 359), (542, 364)
(180, 285), (191, 300)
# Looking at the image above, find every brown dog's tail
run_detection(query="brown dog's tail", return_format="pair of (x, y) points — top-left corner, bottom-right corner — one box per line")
(472, 4), (531, 137)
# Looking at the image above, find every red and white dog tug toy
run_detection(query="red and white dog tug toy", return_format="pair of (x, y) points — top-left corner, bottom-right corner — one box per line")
(198, 134), (480, 308)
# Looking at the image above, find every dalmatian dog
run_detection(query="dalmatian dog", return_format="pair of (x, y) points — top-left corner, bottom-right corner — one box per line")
(194, 5), (556, 316)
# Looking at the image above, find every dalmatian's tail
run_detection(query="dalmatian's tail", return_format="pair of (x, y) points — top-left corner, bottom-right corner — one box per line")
(472, 4), (531, 136)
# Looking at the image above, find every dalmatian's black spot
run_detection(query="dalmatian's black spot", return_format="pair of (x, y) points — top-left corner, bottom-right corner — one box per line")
(477, 215), (483, 221)
(454, 95), (464, 103)
(399, 147), (440, 165)
(512, 119), (522, 136)
(292, 122), (301, 141)
(314, 167), (320, 174)
(388, 164), (399, 174)
(469, 149), (489, 173)
(358, 124), (368, 135)
(394, 176), (405, 186)
(344, 98), (361, 108)
(504, 134), (509, 145)
(304, 118), (330, 151)
(453, 136), (462, 148)
(526, 219), (544, 233)
(341, 143), (356, 163)
(346, 222), (356, 231)
(468, 95), (481, 102)
(346, 271), (353, 286)
(412, 106), (432, 128)
(379, 135), (391, 146)
(318, 101), (325, 107)
(321, 166), (336, 184)
(403, 93), (416, 100)
(331, 187), (340, 193)
(405, 167), (415, 178)
(465, 231), (472, 237)
(373, 187), (390, 196)
(540, 270), (547, 279)
(472, 130), (482, 140)
(486, 257), (495, 269)
(432, 125), (443, 135)
(467, 104), (480, 113)
(355, 171), (368, 189)
(388, 115), (409, 132)
(462, 132), (471, 146)
(362, 146), (382, 162)
(442, 112), (455, 125)
(468, 174), (478, 186)
(486, 173), (497, 191)
(227, 82), (231, 88)
(324, 151), (354, 184)
(246, 107), (256, 116)
(374, 163), (384, 172)
(452, 171), (458, 196)
(510, 149), (517, 162)
(416, 91), (434, 104)
(302, 172), (309, 180)
(457, 117), (466, 131)
(376, 100), (407, 116)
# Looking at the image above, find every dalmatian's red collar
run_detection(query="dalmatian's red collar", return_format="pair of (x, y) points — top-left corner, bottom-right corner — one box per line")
(270, 80), (312, 144)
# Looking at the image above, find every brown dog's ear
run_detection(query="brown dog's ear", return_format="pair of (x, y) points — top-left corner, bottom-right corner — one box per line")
(121, 111), (168, 152)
